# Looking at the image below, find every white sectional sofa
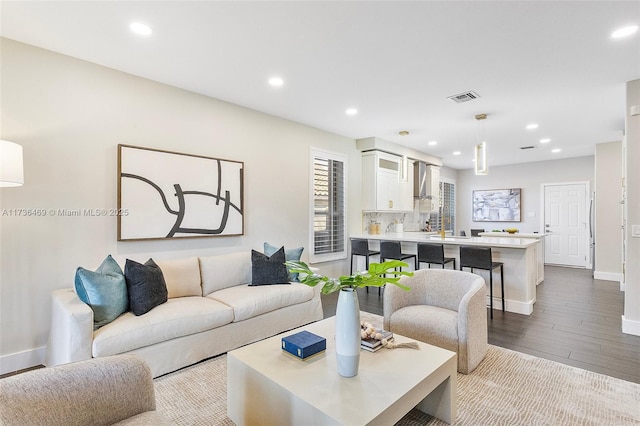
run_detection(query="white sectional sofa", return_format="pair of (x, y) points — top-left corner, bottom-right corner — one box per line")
(45, 251), (323, 377)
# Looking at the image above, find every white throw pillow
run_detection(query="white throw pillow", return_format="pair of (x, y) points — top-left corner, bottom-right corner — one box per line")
(155, 257), (202, 298)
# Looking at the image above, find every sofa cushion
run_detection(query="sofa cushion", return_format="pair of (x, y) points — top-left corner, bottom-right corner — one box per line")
(388, 305), (459, 353)
(250, 247), (290, 286)
(199, 252), (251, 295)
(125, 259), (168, 316)
(155, 257), (202, 298)
(208, 283), (314, 322)
(74, 255), (128, 329)
(92, 297), (234, 357)
(264, 242), (304, 282)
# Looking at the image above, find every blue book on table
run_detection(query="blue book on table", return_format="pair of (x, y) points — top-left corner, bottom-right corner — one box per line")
(282, 330), (326, 360)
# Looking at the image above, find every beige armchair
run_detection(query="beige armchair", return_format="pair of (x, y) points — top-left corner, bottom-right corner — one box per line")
(0, 354), (169, 426)
(383, 268), (488, 374)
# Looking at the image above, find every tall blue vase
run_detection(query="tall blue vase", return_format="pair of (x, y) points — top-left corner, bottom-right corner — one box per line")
(335, 288), (361, 377)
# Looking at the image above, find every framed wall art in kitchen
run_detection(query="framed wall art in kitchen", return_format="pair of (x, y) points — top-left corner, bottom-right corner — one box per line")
(117, 144), (244, 240)
(472, 188), (521, 222)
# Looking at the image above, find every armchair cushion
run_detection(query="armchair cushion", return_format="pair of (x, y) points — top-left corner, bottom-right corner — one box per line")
(387, 305), (458, 354)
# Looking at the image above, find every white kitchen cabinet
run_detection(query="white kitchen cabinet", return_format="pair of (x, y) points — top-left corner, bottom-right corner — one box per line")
(362, 151), (413, 212)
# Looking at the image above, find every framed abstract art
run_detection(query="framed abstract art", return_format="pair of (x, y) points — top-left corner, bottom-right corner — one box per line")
(117, 144), (244, 240)
(472, 188), (521, 222)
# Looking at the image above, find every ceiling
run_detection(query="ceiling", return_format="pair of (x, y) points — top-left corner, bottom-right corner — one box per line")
(1, 1), (638, 170)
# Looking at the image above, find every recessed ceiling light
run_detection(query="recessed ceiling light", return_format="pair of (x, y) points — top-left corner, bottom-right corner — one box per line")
(268, 77), (284, 87)
(453, 151), (461, 156)
(399, 130), (409, 136)
(130, 22), (152, 36)
(552, 148), (561, 153)
(540, 138), (551, 143)
(345, 108), (358, 116)
(428, 140), (437, 146)
(526, 123), (539, 130)
(611, 25), (639, 39)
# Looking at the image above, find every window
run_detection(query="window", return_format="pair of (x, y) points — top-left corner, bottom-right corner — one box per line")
(310, 149), (347, 263)
(431, 179), (456, 233)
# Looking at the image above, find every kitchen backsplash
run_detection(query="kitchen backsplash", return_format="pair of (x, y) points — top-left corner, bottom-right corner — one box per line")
(363, 204), (438, 234)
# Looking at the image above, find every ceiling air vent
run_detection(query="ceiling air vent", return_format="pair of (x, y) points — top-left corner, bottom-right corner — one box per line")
(520, 146), (536, 150)
(446, 91), (480, 103)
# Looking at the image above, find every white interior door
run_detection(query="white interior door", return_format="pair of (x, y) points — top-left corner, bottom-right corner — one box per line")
(544, 183), (587, 267)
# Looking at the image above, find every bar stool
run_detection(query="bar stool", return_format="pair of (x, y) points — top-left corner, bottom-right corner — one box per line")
(459, 246), (504, 319)
(379, 241), (417, 295)
(350, 238), (379, 275)
(417, 243), (456, 270)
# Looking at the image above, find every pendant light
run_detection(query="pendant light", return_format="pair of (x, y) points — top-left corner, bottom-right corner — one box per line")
(474, 114), (488, 175)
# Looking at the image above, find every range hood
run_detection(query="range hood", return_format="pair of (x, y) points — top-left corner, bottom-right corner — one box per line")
(413, 161), (438, 199)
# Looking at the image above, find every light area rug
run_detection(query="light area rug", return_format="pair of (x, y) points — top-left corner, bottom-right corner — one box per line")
(154, 344), (640, 425)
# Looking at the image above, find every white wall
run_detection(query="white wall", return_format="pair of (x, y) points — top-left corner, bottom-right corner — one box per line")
(456, 156), (594, 235)
(594, 141), (623, 281)
(0, 39), (362, 370)
(623, 79), (640, 336)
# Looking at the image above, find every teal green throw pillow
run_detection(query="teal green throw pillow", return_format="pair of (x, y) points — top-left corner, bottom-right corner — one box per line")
(264, 242), (304, 282)
(75, 255), (128, 330)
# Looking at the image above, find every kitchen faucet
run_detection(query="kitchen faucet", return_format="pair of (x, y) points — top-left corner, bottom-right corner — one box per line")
(439, 204), (451, 239)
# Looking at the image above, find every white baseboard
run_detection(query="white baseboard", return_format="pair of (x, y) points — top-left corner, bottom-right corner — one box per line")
(0, 346), (46, 375)
(593, 270), (624, 283)
(486, 296), (534, 315)
(621, 315), (640, 336)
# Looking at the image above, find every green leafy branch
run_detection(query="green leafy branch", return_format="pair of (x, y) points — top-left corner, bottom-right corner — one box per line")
(285, 260), (413, 295)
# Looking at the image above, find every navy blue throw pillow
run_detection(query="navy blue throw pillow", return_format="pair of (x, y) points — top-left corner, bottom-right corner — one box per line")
(124, 258), (168, 315)
(250, 247), (290, 286)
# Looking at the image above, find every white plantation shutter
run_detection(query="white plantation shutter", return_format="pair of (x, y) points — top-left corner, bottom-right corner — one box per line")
(431, 180), (456, 232)
(310, 149), (347, 262)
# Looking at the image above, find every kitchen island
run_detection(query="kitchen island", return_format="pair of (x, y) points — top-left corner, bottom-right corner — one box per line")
(478, 232), (546, 286)
(351, 233), (539, 315)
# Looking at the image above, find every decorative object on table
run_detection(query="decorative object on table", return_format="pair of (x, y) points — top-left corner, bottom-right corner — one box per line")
(118, 144), (244, 241)
(335, 288), (360, 376)
(472, 188), (521, 222)
(505, 228), (519, 234)
(360, 321), (419, 351)
(281, 330), (326, 360)
(286, 261), (413, 377)
(361, 322), (394, 352)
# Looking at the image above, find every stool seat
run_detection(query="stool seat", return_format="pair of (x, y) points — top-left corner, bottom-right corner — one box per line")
(417, 243), (456, 270)
(459, 245), (504, 319)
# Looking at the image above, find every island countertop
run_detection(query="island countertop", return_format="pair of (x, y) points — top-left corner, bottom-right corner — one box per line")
(351, 233), (539, 249)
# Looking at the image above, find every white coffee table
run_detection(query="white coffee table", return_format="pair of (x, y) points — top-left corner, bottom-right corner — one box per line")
(227, 316), (457, 425)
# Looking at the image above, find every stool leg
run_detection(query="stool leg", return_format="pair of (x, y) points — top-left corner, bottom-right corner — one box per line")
(500, 265), (505, 313)
(489, 270), (494, 319)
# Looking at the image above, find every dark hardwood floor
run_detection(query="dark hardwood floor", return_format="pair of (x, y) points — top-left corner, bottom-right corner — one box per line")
(321, 265), (640, 384)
